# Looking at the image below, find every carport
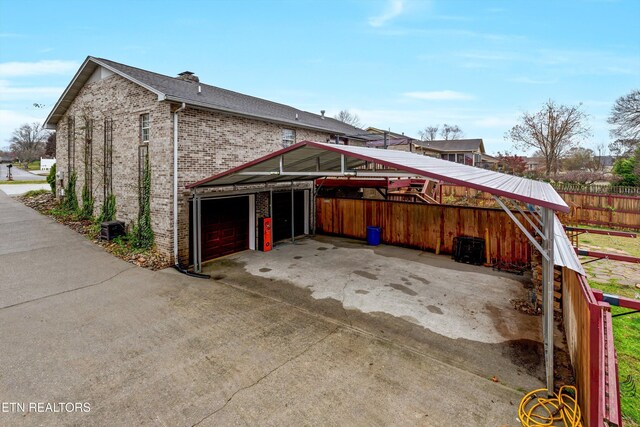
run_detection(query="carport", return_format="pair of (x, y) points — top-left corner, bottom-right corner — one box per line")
(187, 140), (582, 396)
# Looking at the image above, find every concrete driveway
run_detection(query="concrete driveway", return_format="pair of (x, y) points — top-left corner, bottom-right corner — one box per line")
(1, 191), (528, 426)
(0, 163), (46, 181)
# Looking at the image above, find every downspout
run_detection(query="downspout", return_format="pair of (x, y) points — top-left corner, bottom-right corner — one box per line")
(173, 102), (186, 267)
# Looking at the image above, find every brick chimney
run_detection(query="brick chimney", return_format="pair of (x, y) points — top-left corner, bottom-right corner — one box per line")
(177, 71), (199, 83)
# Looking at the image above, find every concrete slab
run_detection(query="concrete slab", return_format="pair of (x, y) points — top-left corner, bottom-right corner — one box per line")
(204, 235), (552, 393)
(239, 237), (539, 344)
(1, 191), (529, 426)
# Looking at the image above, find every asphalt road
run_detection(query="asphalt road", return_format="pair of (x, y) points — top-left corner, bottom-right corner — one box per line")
(0, 190), (525, 426)
(0, 163), (46, 181)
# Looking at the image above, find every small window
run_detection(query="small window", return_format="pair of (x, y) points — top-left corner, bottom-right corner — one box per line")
(448, 153), (456, 162)
(140, 114), (150, 143)
(282, 129), (295, 147)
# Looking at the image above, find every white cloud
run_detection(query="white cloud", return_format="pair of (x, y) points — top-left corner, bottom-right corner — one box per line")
(369, 0), (405, 27)
(0, 60), (79, 78)
(0, 84), (64, 102)
(0, 109), (47, 147)
(510, 76), (558, 85)
(472, 116), (516, 128)
(404, 90), (474, 101)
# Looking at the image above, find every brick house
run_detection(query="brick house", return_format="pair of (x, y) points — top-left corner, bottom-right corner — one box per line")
(45, 56), (370, 266)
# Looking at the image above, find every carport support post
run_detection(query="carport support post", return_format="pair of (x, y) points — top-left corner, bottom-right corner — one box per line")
(542, 207), (555, 396)
(192, 193), (202, 273)
(291, 185), (295, 243)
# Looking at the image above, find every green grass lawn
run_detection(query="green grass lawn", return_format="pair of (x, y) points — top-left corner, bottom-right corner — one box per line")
(577, 229), (640, 258)
(26, 160), (40, 170)
(581, 226), (639, 424)
(589, 279), (640, 426)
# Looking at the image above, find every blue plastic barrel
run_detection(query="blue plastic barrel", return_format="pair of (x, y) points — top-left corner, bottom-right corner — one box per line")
(366, 226), (381, 246)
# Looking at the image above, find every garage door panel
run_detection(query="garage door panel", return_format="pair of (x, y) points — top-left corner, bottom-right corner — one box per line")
(201, 197), (249, 261)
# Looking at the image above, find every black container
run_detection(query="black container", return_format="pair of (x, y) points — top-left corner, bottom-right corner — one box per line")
(452, 236), (485, 265)
(100, 220), (125, 241)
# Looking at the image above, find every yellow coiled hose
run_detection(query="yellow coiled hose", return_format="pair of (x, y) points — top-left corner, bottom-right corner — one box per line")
(518, 385), (583, 427)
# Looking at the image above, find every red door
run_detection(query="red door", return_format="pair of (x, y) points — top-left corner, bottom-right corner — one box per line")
(201, 197), (249, 261)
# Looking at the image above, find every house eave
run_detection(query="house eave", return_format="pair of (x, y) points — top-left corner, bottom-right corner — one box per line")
(163, 95), (365, 140)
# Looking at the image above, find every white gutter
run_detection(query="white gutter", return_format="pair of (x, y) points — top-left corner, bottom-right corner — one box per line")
(173, 102), (186, 265)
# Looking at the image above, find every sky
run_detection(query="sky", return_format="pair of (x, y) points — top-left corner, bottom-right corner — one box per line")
(1, 0), (639, 155)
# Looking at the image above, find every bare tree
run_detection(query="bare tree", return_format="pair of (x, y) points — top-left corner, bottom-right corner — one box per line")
(608, 89), (640, 156)
(9, 122), (49, 165)
(419, 125), (439, 141)
(440, 124), (464, 140)
(563, 147), (596, 171)
(419, 124), (464, 141)
(506, 100), (590, 177)
(334, 110), (362, 128)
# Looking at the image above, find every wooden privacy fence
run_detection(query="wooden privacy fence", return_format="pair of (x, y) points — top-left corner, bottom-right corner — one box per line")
(440, 185), (640, 230)
(562, 267), (621, 427)
(316, 197), (532, 266)
(556, 191), (640, 230)
(552, 182), (640, 195)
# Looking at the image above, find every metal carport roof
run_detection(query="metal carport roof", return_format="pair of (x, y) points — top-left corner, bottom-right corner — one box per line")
(188, 140), (569, 213)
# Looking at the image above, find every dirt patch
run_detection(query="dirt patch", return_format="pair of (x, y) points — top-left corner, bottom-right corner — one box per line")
(293, 256), (303, 260)
(259, 268), (272, 272)
(353, 270), (378, 280)
(316, 247), (329, 251)
(426, 305), (443, 315)
(387, 283), (418, 296)
(355, 290), (369, 295)
(410, 274), (431, 285)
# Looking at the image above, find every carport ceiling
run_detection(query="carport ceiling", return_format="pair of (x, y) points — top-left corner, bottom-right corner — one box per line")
(188, 141), (569, 213)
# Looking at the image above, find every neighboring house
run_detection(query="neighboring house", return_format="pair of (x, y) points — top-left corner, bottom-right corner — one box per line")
(366, 137), (416, 151)
(414, 139), (494, 167)
(524, 157), (545, 172)
(0, 154), (16, 164)
(594, 155), (615, 172)
(364, 127), (418, 152)
(45, 56), (370, 266)
(40, 158), (56, 171)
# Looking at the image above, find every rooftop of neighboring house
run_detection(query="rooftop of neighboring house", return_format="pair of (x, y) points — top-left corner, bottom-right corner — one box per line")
(594, 155), (615, 167)
(365, 127), (418, 139)
(414, 138), (485, 153)
(45, 56), (373, 140)
(525, 156), (545, 164)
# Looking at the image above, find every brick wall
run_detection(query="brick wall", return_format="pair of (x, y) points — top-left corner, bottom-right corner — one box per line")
(55, 73), (173, 254)
(55, 70), (341, 265)
(175, 107), (329, 265)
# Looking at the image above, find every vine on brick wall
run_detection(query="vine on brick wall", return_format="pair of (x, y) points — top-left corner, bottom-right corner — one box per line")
(47, 163), (56, 194)
(63, 171), (79, 212)
(98, 193), (117, 223)
(132, 155), (154, 249)
(80, 183), (94, 219)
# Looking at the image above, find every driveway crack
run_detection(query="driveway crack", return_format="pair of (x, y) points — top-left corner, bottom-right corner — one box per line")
(191, 327), (339, 426)
(0, 266), (135, 310)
